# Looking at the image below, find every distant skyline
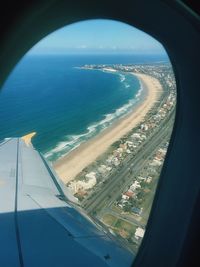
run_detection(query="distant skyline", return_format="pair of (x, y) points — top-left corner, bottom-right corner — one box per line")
(29, 19), (166, 55)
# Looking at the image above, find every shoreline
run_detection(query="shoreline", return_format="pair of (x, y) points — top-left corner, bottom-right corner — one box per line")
(53, 73), (163, 184)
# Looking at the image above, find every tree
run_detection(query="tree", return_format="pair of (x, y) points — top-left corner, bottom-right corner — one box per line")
(123, 203), (132, 212)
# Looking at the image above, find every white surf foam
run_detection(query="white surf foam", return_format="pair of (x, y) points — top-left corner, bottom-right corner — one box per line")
(119, 74), (126, 82)
(124, 83), (130, 88)
(45, 75), (144, 161)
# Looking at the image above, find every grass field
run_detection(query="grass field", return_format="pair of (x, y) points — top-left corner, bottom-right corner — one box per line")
(102, 213), (137, 239)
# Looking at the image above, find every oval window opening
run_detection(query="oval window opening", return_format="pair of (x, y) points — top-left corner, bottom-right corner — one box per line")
(0, 19), (176, 262)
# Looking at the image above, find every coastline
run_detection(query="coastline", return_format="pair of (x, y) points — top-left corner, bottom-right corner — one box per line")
(53, 73), (163, 184)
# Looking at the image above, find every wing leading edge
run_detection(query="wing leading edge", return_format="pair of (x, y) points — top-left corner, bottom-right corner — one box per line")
(0, 136), (134, 267)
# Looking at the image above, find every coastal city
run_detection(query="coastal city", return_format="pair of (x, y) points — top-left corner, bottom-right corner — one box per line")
(0, 14), (186, 266)
(64, 63), (176, 253)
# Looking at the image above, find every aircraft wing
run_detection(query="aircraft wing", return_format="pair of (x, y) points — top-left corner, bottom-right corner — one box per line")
(0, 136), (134, 267)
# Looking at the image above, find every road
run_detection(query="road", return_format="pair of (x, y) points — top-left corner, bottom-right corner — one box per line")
(82, 108), (175, 215)
(101, 208), (145, 228)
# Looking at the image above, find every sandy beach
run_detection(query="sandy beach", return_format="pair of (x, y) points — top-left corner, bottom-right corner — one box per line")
(53, 73), (163, 183)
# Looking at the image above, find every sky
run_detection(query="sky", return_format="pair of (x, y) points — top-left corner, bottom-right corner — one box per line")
(29, 19), (166, 55)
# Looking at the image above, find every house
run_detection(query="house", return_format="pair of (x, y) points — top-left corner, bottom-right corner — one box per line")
(135, 227), (145, 240)
(146, 177), (152, 183)
(113, 157), (120, 166)
(122, 194), (129, 200)
(141, 124), (148, 131)
(132, 207), (142, 215)
(124, 191), (134, 198)
(130, 181), (141, 191)
(85, 172), (96, 180)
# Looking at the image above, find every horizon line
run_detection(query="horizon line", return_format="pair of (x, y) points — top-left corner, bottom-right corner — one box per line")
(27, 52), (168, 56)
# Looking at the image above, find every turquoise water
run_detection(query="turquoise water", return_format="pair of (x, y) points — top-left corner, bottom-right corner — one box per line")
(0, 54), (168, 161)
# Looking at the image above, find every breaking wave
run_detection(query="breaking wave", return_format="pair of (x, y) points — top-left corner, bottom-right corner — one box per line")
(44, 78), (144, 162)
(119, 74), (126, 82)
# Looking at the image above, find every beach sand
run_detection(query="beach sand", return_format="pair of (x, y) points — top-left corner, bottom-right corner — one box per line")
(53, 73), (163, 184)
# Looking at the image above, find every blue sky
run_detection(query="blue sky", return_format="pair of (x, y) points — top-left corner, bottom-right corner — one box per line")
(29, 19), (166, 55)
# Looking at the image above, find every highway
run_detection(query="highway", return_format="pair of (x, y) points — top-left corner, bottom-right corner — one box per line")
(82, 108), (175, 215)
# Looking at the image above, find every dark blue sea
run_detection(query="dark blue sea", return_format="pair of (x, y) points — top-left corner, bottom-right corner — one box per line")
(0, 54), (168, 161)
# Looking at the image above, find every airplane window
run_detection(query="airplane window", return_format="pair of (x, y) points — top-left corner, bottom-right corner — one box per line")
(0, 19), (176, 256)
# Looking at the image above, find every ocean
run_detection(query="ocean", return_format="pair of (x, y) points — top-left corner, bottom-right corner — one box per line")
(0, 54), (168, 161)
